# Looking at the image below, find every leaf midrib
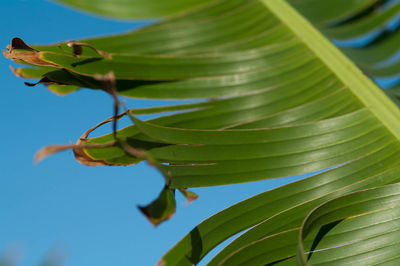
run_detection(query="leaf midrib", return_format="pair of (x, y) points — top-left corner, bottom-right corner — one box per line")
(262, 0), (400, 141)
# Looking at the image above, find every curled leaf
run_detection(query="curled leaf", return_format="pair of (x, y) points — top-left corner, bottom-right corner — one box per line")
(3, 37), (56, 67)
(74, 111), (127, 166)
(24, 77), (65, 87)
(11, 67), (88, 96)
(10, 37), (37, 52)
(138, 186), (176, 227)
(62, 41), (111, 59)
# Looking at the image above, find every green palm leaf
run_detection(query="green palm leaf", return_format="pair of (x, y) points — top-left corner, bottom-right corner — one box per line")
(5, 0), (400, 265)
(55, 0), (214, 19)
(298, 183), (400, 265)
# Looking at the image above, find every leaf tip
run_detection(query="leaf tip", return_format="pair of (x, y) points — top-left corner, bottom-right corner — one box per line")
(137, 205), (176, 227)
(34, 144), (74, 164)
(137, 186), (177, 227)
(9, 65), (23, 78)
(178, 188), (199, 205)
(4, 37), (55, 67)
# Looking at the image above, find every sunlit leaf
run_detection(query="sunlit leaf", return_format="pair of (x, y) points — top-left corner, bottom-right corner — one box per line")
(6, 0), (400, 264)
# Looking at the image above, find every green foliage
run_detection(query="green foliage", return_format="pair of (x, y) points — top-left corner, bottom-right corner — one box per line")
(5, 0), (400, 265)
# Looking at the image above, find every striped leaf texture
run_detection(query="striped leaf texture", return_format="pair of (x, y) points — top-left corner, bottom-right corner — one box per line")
(5, 0), (400, 265)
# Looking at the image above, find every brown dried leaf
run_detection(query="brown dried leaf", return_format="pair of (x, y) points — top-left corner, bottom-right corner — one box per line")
(11, 37), (37, 51)
(3, 37), (57, 67)
(35, 144), (75, 164)
(73, 112), (127, 166)
(64, 41), (111, 59)
(35, 142), (116, 164)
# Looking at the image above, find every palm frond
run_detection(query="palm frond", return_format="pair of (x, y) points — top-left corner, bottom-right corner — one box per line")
(5, 0), (400, 265)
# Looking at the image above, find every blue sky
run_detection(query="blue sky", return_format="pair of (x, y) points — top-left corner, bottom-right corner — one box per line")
(0, 1), (314, 265)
